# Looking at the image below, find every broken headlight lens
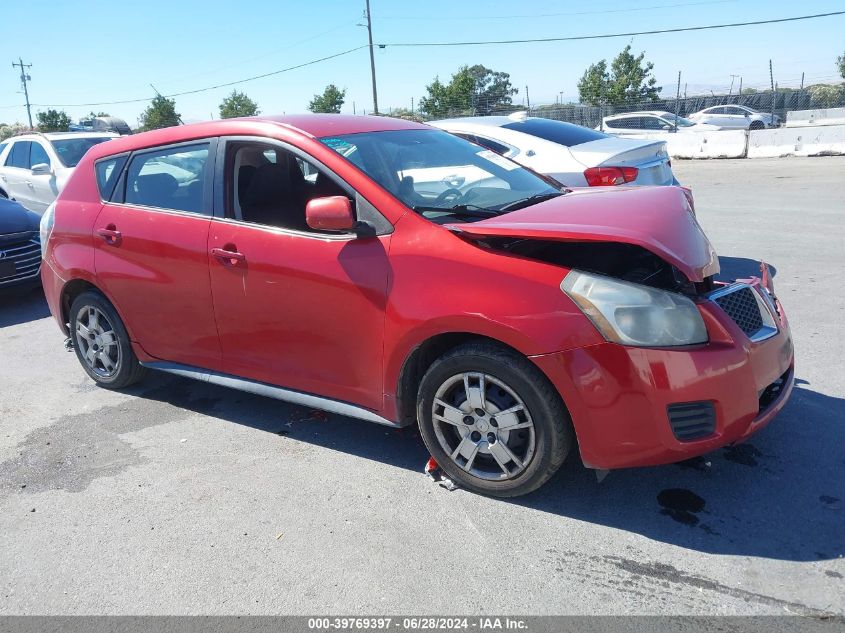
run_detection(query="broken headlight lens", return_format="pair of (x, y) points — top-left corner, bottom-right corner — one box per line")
(561, 270), (708, 347)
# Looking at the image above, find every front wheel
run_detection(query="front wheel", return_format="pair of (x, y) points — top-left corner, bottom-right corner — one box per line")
(417, 342), (573, 497)
(69, 290), (147, 388)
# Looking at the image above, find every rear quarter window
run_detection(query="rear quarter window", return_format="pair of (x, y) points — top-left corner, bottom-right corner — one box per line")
(502, 119), (608, 146)
(95, 155), (128, 201)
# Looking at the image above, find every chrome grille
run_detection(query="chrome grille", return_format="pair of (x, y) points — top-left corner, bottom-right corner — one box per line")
(713, 286), (764, 337)
(0, 237), (41, 284)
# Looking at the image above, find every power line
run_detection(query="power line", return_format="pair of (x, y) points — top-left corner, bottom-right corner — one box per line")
(379, 0), (738, 21)
(28, 45), (368, 109)
(378, 11), (845, 47)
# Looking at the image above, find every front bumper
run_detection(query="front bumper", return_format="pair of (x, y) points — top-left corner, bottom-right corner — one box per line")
(532, 279), (794, 470)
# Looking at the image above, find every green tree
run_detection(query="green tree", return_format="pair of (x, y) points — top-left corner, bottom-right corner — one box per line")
(308, 84), (346, 113)
(419, 65), (518, 118)
(139, 95), (180, 131)
(36, 109), (72, 132)
(838, 51), (845, 79)
(88, 111), (110, 119)
(809, 84), (845, 108)
(219, 90), (260, 118)
(578, 46), (661, 106)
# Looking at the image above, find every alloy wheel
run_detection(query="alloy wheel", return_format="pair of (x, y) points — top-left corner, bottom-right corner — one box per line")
(74, 305), (121, 378)
(431, 372), (536, 481)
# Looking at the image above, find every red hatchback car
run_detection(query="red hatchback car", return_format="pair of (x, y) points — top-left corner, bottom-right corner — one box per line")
(40, 115), (794, 497)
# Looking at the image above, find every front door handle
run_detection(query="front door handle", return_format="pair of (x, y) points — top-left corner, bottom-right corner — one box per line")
(211, 246), (246, 266)
(96, 225), (122, 245)
(25, 180), (33, 187)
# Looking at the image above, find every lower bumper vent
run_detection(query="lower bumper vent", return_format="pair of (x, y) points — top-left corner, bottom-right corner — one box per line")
(667, 401), (716, 441)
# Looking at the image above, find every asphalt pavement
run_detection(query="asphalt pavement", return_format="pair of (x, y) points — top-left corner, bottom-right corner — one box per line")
(0, 157), (843, 615)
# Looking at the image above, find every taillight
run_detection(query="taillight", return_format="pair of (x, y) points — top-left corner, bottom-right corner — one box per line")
(680, 186), (696, 215)
(40, 202), (56, 259)
(583, 166), (639, 186)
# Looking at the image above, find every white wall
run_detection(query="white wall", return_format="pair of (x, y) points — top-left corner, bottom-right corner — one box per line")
(747, 125), (845, 158)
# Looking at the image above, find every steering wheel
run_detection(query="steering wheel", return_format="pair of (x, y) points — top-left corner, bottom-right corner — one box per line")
(434, 188), (464, 205)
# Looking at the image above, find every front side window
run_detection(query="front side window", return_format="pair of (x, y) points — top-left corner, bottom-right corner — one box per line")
(321, 129), (560, 223)
(29, 142), (51, 168)
(125, 143), (209, 213)
(502, 118), (608, 147)
(5, 141), (30, 168)
(50, 136), (112, 167)
(226, 141), (352, 232)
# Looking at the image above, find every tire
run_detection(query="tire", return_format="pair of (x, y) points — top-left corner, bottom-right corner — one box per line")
(0, 189), (8, 199)
(749, 121), (765, 130)
(417, 342), (573, 497)
(69, 290), (147, 389)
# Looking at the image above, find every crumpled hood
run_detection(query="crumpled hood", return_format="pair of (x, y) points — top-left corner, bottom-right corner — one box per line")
(446, 186), (719, 282)
(0, 197), (40, 235)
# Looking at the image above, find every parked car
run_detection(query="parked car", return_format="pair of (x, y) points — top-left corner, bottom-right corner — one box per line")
(0, 196), (41, 289)
(69, 117), (132, 135)
(688, 105), (780, 129)
(0, 132), (118, 214)
(40, 115), (794, 497)
(430, 113), (678, 187)
(600, 111), (721, 135)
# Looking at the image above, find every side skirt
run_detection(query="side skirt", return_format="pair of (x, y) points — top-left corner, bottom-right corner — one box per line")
(140, 361), (404, 428)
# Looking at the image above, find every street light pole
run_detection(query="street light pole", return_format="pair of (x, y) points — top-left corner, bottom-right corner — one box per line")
(365, 0), (379, 115)
(12, 58), (33, 128)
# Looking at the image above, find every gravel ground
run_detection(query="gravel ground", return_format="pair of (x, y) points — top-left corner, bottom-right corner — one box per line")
(0, 157), (843, 615)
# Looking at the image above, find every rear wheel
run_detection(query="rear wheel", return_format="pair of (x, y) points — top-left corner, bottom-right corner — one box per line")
(417, 342), (572, 497)
(69, 290), (147, 388)
(749, 120), (765, 130)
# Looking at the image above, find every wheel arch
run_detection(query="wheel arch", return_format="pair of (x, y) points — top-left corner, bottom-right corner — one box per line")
(394, 331), (570, 429)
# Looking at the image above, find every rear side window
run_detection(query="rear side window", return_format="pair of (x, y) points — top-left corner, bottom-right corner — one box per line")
(95, 155), (128, 200)
(502, 118), (607, 146)
(124, 143), (209, 214)
(5, 141), (30, 168)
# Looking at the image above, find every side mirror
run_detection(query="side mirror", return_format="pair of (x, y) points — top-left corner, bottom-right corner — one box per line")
(661, 124), (673, 131)
(31, 163), (52, 175)
(305, 196), (356, 232)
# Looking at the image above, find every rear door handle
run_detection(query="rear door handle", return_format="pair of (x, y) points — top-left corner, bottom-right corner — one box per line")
(25, 181), (33, 187)
(96, 225), (122, 245)
(211, 247), (246, 266)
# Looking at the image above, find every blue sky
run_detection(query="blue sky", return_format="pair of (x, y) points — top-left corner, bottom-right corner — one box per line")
(2, 0), (844, 126)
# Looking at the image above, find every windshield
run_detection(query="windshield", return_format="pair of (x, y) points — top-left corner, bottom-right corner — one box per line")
(320, 129), (560, 222)
(661, 114), (695, 127)
(50, 136), (113, 167)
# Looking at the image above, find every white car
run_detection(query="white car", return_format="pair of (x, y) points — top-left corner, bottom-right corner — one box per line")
(600, 111), (721, 136)
(430, 112), (679, 187)
(0, 132), (117, 214)
(688, 105), (780, 130)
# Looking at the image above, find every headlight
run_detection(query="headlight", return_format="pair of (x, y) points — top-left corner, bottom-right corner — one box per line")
(40, 202), (55, 259)
(561, 270), (708, 347)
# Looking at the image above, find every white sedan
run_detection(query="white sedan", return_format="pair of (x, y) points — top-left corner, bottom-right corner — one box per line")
(429, 112), (679, 187)
(688, 105), (780, 129)
(600, 111), (721, 136)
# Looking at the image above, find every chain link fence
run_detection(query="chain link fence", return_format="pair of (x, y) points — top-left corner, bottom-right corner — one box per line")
(384, 85), (845, 129)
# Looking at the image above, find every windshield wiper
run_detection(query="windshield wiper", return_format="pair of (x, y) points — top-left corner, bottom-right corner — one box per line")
(413, 203), (501, 219)
(498, 191), (563, 212)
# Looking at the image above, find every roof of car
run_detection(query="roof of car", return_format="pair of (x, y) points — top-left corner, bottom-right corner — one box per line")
(7, 131), (120, 141)
(430, 116), (515, 128)
(82, 114), (431, 162)
(604, 111), (671, 119)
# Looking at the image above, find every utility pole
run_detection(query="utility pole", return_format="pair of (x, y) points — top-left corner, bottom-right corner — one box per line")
(800, 72), (804, 90)
(411, 97), (414, 114)
(728, 74), (738, 98)
(738, 77), (742, 97)
(769, 59), (775, 126)
(12, 58), (33, 128)
(365, 0), (379, 115)
(674, 71), (682, 132)
(525, 85), (530, 111)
